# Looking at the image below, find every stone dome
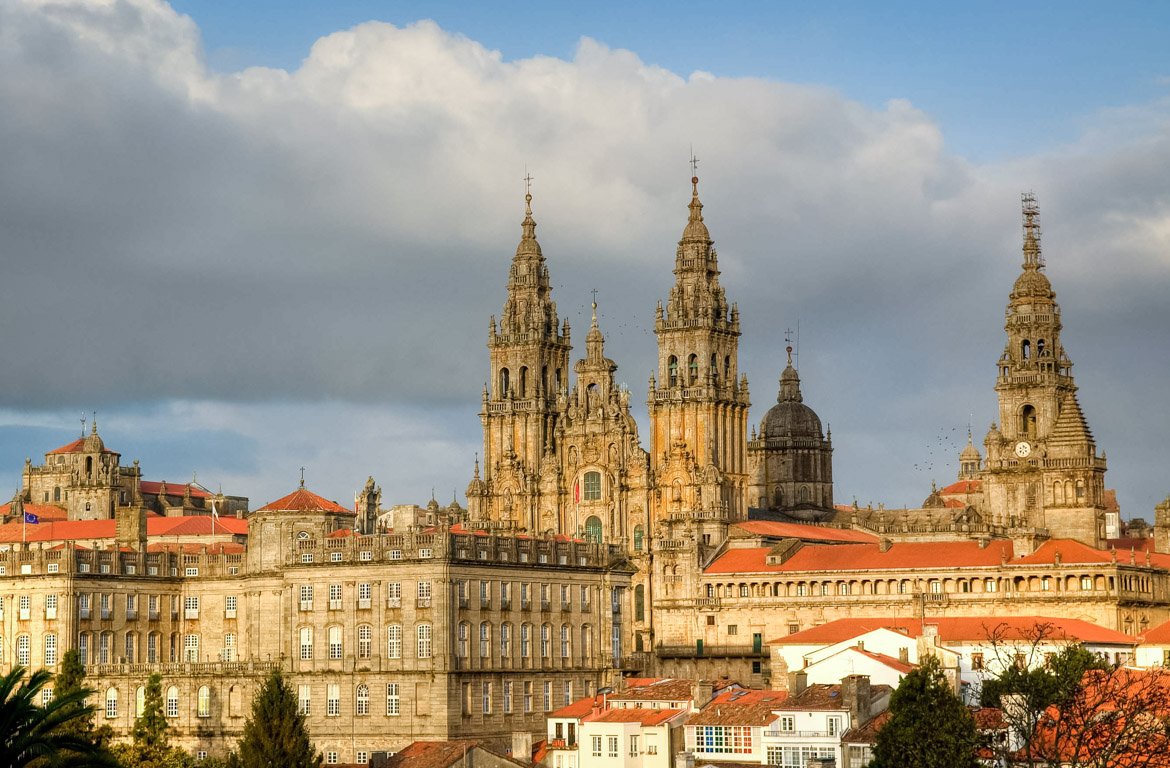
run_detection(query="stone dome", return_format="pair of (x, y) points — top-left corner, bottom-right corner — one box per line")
(760, 365), (824, 440)
(1011, 267), (1054, 301)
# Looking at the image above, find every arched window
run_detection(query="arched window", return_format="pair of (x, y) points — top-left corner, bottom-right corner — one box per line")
(53, 486), (61, 502)
(44, 633), (57, 666)
(356, 684), (370, 716)
(457, 622), (469, 658)
(798, 486), (810, 504)
(299, 627), (313, 660)
(499, 367), (510, 397)
(632, 525), (644, 551)
(584, 516), (603, 543)
(1037, 339), (1046, 356)
(668, 356), (678, 386)
(328, 626), (342, 659)
(710, 353), (718, 382)
(581, 625), (593, 660)
(634, 585), (645, 622)
(86, 456), (93, 476)
(166, 686), (179, 718)
(386, 624), (402, 659)
(228, 685), (240, 718)
(136, 687), (146, 718)
(500, 622), (512, 658)
(520, 623), (531, 658)
(560, 624), (571, 658)
(724, 355), (731, 380)
(105, 687), (118, 719)
(479, 622), (491, 658)
(583, 472), (602, 501)
(1021, 340), (1031, 359)
(540, 623), (552, 658)
(16, 634), (30, 666)
(197, 686), (210, 718)
(416, 623), (432, 658)
(688, 354), (699, 385)
(357, 625), (372, 659)
(1020, 405), (1037, 438)
(519, 366), (528, 398)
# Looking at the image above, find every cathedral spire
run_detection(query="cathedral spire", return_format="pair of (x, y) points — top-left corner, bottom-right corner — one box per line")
(1021, 192), (1042, 270)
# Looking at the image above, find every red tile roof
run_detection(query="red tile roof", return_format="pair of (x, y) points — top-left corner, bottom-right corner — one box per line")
(0, 503), (68, 521)
(707, 689), (789, 706)
(732, 520), (878, 543)
(549, 696), (604, 719)
(47, 438), (117, 455)
(584, 708), (684, 726)
(941, 479), (983, 494)
(705, 539), (1014, 574)
(1140, 618), (1170, 644)
(257, 487), (353, 514)
(852, 648), (917, 674)
(771, 616), (1135, 646)
(0, 514), (247, 544)
(139, 481), (212, 499)
(382, 740), (523, 768)
(1018, 538), (1170, 569)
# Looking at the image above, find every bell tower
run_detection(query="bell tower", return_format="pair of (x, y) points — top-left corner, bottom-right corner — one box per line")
(647, 172), (750, 534)
(982, 194), (1107, 546)
(468, 186), (572, 532)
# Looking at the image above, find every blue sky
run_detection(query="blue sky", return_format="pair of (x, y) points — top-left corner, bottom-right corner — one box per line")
(1, 0), (1168, 519)
(172, 1), (1170, 162)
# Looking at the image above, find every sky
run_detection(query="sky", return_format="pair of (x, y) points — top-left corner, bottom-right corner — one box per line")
(0, 0), (1168, 520)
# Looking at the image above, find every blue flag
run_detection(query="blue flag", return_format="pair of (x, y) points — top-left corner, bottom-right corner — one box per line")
(23, 512), (38, 525)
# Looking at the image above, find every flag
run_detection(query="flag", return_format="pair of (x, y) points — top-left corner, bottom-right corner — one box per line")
(210, 500), (219, 521)
(23, 512), (38, 525)
(574, 480), (580, 504)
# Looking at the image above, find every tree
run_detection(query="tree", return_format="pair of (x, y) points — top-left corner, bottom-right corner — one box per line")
(232, 668), (320, 768)
(110, 672), (194, 768)
(0, 664), (118, 767)
(871, 655), (980, 768)
(52, 649), (112, 748)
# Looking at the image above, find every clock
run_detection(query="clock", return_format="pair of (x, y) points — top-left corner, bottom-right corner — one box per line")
(1014, 441), (1032, 458)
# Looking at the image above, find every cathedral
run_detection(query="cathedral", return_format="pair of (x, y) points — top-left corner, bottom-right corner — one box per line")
(0, 173), (1166, 760)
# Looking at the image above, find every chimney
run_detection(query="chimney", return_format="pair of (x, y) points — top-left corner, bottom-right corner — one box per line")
(840, 675), (872, 725)
(674, 751), (695, 768)
(511, 732), (533, 763)
(898, 647), (909, 664)
(691, 680), (714, 708)
(788, 670), (807, 697)
(879, 538), (892, 552)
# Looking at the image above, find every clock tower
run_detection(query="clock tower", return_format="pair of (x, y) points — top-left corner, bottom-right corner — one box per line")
(981, 194), (1107, 547)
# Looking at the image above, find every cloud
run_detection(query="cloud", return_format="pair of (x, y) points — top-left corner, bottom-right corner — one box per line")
(1, 0), (1168, 516)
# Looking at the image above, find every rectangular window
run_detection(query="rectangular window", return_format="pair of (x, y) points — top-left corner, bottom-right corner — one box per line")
(17, 635), (30, 666)
(387, 625), (402, 659)
(78, 634), (88, 665)
(543, 680), (552, 711)
(19, 595), (30, 621)
(630, 735), (639, 757)
(727, 624), (738, 636)
(100, 593), (111, 620)
(387, 582), (401, 608)
(502, 681), (513, 713)
(225, 595), (237, 618)
(326, 752), (337, 765)
(185, 566), (199, 576)
(44, 634), (58, 666)
(147, 634), (158, 663)
(591, 736), (602, 757)
(482, 681), (492, 714)
(99, 632), (110, 663)
(222, 633), (236, 662)
(386, 683), (400, 716)
(417, 624), (432, 658)
(47, 563), (59, 574)
(330, 551), (342, 563)
(183, 596), (199, 619)
(358, 582), (372, 609)
(417, 581), (432, 607)
(126, 594), (137, 619)
(326, 684), (340, 716)
(148, 595), (159, 620)
(329, 583), (342, 610)
(45, 594), (58, 620)
(607, 736), (619, 758)
(358, 625), (372, 659)
(125, 632), (135, 663)
(300, 553), (313, 563)
(523, 681), (533, 712)
(480, 580), (491, 608)
(583, 472), (602, 501)
(184, 634), (199, 662)
(300, 627), (313, 660)
(580, 585), (589, 610)
(328, 626), (343, 659)
(299, 585), (313, 611)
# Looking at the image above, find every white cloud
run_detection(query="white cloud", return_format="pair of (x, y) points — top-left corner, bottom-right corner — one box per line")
(1, 0), (1168, 515)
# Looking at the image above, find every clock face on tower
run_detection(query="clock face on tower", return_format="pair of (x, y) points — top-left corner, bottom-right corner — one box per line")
(1014, 441), (1032, 458)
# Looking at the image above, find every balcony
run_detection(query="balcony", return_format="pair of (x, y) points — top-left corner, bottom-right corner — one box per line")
(656, 643), (766, 659)
(357, 598), (371, 610)
(387, 597), (402, 609)
(500, 598), (512, 610)
(416, 597), (432, 608)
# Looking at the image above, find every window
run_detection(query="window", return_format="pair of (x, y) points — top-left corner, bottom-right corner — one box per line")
(608, 736), (619, 758)
(387, 624), (402, 658)
(480, 623), (491, 658)
(166, 687), (179, 718)
(135, 687), (145, 717)
(300, 627), (313, 660)
(329, 583), (342, 610)
(299, 585), (313, 611)
(78, 633), (88, 665)
(580, 584), (590, 610)
(17, 635), (30, 666)
(633, 525), (644, 551)
(1081, 576), (1093, 591)
(147, 633), (158, 663)
(79, 593), (90, 619)
(182, 596), (198, 619)
(45, 594), (58, 620)
(417, 581), (432, 607)
(828, 716), (843, 736)
(387, 582), (401, 608)
(1042, 577), (1051, 591)
(779, 715), (795, 732)
(330, 551), (342, 562)
(358, 582), (372, 609)
(300, 553), (313, 563)
(42, 686), (54, 705)
(560, 625), (571, 658)
(481, 681), (492, 714)
(386, 683), (400, 716)
(972, 653), (985, 671)
(930, 580), (942, 594)
(356, 625), (372, 659)
(298, 684), (312, 715)
(727, 624), (738, 636)
(523, 681), (533, 712)
(105, 687), (118, 719)
(99, 632), (111, 663)
(125, 632), (135, 663)
(326, 753), (337, 765)
(388, 549), (403, 560)
(356, 684), (370, 716)
(541, 624), (551, 658)
(501, 623), (512, 658)
(461, 683), (472, 715)
(480, 580), (491, 608)
(630, 735), (639, 757)
(44, 633), (57, 666)
(328, 626), (343, 659)
(502, 681), (513, 713)
(592, 736), (602, 757)
(985, 578), (998, 593)
(222, 594), (237, 619)
(419, 548), (432, 558)
(222, 633), (236, 662)
(417, 624), (432, 658)
(184, 634), (199, 662)
(521, 624), (531, 658)
(326, 684), (340, 716)
(693, 725), (754, 754)
(19, 594), (30, 620)
(543, 680), (552, 711)
(197, 686), (210, 718)
(583, 471), (602, 501)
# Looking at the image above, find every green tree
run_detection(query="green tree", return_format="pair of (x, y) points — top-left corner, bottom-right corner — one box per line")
(232, 668), (319, 768)
(0, 664), (118, 767)
(52, 650), (114, 751)
(871, 655), (980, 768)
(132, 674), (169, 757)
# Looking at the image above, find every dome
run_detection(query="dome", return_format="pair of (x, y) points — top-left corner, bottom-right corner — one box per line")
(82, 431), (106, 453)
(960, 440), (981, 462)
(1011, 267), (1054, 301)
(760, 364), (824, 440)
